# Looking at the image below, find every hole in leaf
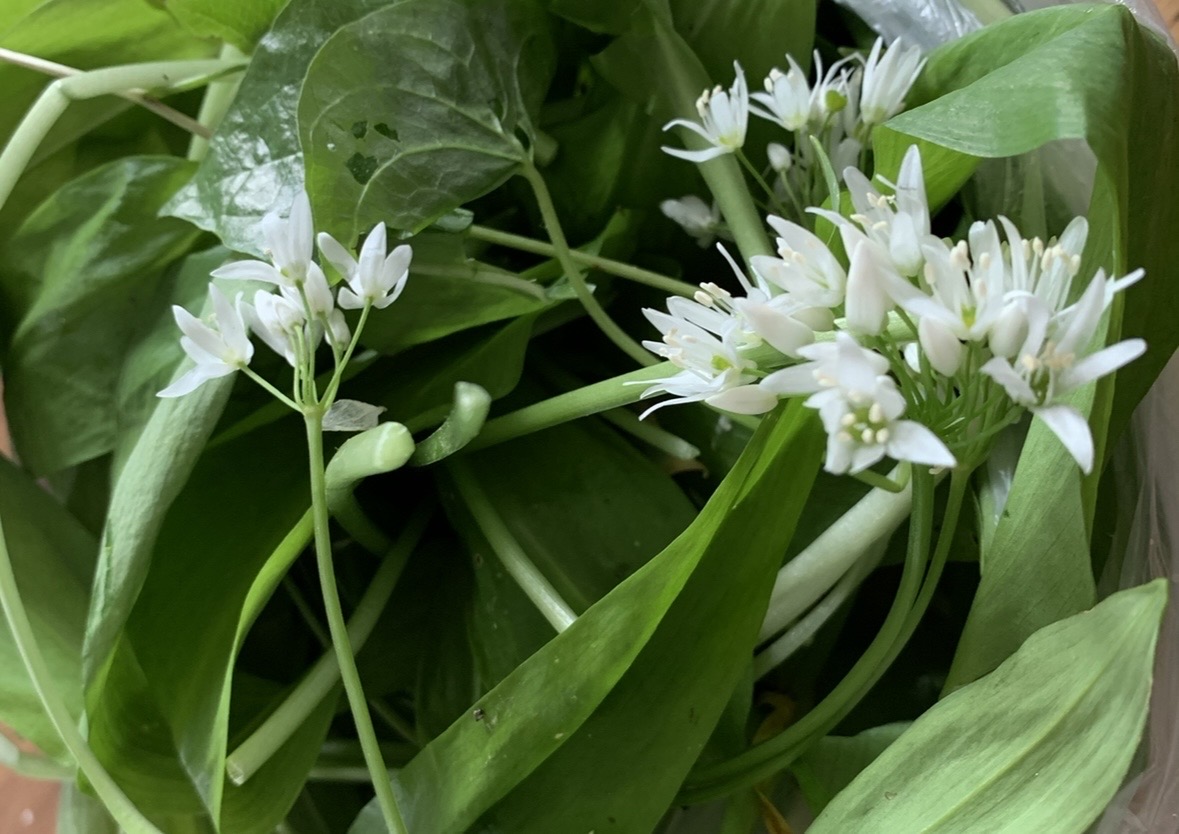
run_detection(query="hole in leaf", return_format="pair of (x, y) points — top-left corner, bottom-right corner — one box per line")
(374, 122), (398, 141)
(346, 153), (378, 184)
(351, 120), (368, 139)
(514, 125), (532, 153)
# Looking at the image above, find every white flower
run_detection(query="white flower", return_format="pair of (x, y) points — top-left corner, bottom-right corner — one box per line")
(761, 333), (954, 474)
(711, 245), (817, 357)
(211, 191), (316, 287)
(844, 238), (915, 336)
(859, 38), (925, 127)
(750, 55), (812, 131)
(813, 145), (934, 278)
(981, 271), (1146, 473)
(318, 223), (411, 310)
(752, 215), (847, 310)
(997, 215), (1088, 311)
(661, 196), (724, 247)
(244, 290), (304, 367)
(808, 51), (859, 125)
(158, 285), (254, 397)
(662, 63), (749, 163)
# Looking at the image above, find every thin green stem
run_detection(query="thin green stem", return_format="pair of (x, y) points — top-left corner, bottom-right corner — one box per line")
(304, 411), (408, 834)
(0, 59), (240, 212)
(851, 468), (908, 493)
(446, 458), (577, 632)
(227, 506), (430, 785)
(466, 224), (698, 298)
(650, 19), (772, 263)
(0, 516), (162, 833)
(736, 151), (783, 213)
(369, 699), (420, 747)
(680, 469), (942, 802)
(519, 161), (654, 366)
(0, 47), (213, 139)
(322, 304), (372, 407)
(242, 366), (300, 410)
(282, 576), (331, 648)
(187, 43), (246, 161)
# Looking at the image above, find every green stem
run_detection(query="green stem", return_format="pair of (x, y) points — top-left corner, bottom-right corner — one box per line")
(0, 516), (162, 833)
(187, 43), (246, 161)
(0, 59), (240, 212)
(466, 224), (698, 297)
(679, 469), (942, 802)
(446, 458), (577, 631)
(227, 506), (430, 785)
(519, 161), (654, 366)
(322, 304), (372, 407)
(303, 411), (408, 834)
(650, 19), (773, 264)
(242, 366), (299, 410)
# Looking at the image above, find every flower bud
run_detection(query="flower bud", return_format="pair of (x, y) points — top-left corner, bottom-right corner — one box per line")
(705, 384), (779, 415)
(767, 143), (792, 173)
(845, 240), (894, 336)
(918, 315), (964, 377)
(989, 302), (1029, 358)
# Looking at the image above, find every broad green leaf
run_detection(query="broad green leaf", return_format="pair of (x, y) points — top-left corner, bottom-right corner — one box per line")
(297, 0), (556, 241)
(448, 413), (698, 686)
(0, 456), (93, 762)
(873, 4), (1179, 686)
(808, 580), (1167, 834)
(1, 156), (200, 475)
(165, 0), (287, 51)
(349, 402), (823, 833)
(165, 0), (395, 255)
(793, 723), (910, 814)
(88, 416), (312, 827)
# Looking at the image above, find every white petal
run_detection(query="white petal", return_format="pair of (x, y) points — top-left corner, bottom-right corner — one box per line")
(824, 433), (854, 474)
(303, 262), (334, 317)
(173, 305), (226, 361)
(705, 384), (778, 415)
(210, 260), (286, 285)
(844, 241), (894, 335)
(886, 420), (956, 468)
(980, 357), (1035, 405)
(660, 144), (730, 163)
(317, 232), (357, 280)
(760, 362), (822, 396)
(157, 364), (231, 398)
(989, 302), (1029, 359)
(1058, 338), (1146, 393)
(357, 222), (388, 295)
(1034, 404), (1094, 473)
(848, 443), (887, 475)
(739, 303), (813, 357)
(337, 287), (366, 310)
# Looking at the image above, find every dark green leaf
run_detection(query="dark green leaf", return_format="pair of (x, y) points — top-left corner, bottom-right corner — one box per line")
(165, 0), (395, 255)
(349, 402), (822, 833)
(1, 156), (200, 475)
(809, 580), (1167, 834)
(298, 0), (555, 241)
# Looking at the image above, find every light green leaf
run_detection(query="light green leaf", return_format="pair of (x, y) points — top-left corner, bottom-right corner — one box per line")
(349, 402), (823, 833)
(1, 156), (200, 475)
(793, 723), (910, 814)
(165, 0), (287, 51)
(297, 0), (555, 241)
(0, 456), (93, 762)
(809, 580), (1167, 834)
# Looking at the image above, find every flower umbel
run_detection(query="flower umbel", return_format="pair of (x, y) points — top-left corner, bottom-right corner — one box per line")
(662, 62), (750, 163)
(158, 284), (254, 398)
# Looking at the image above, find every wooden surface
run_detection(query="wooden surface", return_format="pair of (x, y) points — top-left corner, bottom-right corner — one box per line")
(1160, 0), (1179, 36)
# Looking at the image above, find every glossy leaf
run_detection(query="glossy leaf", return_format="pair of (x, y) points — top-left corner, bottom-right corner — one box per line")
(298, 0), (555, 241)
(809, 580), (1167, 834)
(349, 402), (822, 833)
(165, 0), (396, 255)
(0, 457), (93, 762)
(1, 156), (200, 475)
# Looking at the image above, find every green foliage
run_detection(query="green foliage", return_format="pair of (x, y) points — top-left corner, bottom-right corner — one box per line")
(298, 0), (556, 241)
(808, 580), (1167, 834)
(165, 0), (287, 51)
(1, 156), (200, 474)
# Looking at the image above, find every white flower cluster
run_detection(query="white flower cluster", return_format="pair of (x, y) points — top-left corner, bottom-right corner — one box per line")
(661, 37), (925, 243)
(640, 147), (1145, 475)
(158, 192), (410, 400)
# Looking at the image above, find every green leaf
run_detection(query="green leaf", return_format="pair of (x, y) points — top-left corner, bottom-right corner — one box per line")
(1, 156), (201, 475)
(0, 456), (94, 762)
(793, 723), (910, 814)
(88, 416), (314, 827)
(808, 580), (1167, 834)
(164, 0), (394, 255)
(165, 0), (287, 51)
(297, 0), (555, 241)
(873, 4), (1179, 686)
(349, 402), (822, 833)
